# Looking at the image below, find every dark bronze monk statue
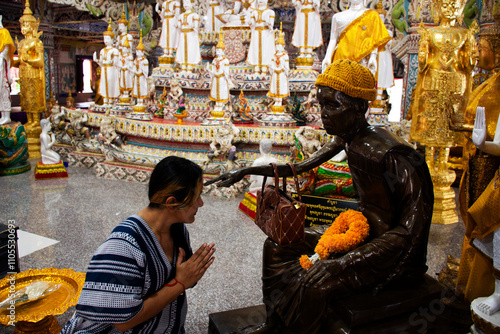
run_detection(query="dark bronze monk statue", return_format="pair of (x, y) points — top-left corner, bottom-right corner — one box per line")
(206, 59), (434, 333)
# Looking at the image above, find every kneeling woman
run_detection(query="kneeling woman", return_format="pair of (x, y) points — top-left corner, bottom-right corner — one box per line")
(62, 156), (215, 333)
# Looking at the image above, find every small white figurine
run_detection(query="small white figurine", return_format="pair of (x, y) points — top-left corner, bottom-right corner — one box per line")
(117, 8), (134, 101)
(175, 0), (201, 73)
(268, 25), (289, 107)
(65, 109), (91, 142)
(156, 0), (181, 59)
(247, 0), (275, 74)
(206, 123), (240, 169)
(97, 116), (124, 148)
(304, 86), (318, 114)
(295, 126), (322, 159)
(40, 119), (61, 164)
(292, 0), (322, 58)
(167, 78), (183, 112)
(131, 31), (149, 108)
(119, 42), (134, 101)
(207, 33), (232, 114)
(248, 139), (277, 193)
(94, 20), (121, 106)
(116, 6), (134, 54)
(0, 15), (14, 125)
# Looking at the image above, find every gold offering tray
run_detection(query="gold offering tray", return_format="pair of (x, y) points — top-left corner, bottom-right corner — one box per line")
(0, 268), (85, 324)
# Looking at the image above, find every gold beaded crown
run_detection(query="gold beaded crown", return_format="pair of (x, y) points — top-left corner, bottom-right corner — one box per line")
(104, 19), (114, 38)
(20, 0), (37, 23)
(216, 32), (225, 49)
(118, 5), (129, 26)
(136, 30), (145, 51)
(316, 59), (377, 101)
(376, 0), (386, 16)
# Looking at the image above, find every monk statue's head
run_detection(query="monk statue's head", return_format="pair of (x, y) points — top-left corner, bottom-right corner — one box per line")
(315, 59), (376, 141)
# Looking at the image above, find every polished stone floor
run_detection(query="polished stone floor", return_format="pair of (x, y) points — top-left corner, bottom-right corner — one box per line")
(0, 160), (465, 333)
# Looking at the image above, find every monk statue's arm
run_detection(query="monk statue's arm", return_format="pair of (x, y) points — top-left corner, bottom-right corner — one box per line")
(302, 147), (433, 291)
(204, 136), (344, 187)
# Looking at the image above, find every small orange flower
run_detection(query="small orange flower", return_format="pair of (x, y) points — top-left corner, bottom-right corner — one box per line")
(300, 255), (313, 269)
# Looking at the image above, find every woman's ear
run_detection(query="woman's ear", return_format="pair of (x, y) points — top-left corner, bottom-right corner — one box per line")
(164, 196), (177, 208)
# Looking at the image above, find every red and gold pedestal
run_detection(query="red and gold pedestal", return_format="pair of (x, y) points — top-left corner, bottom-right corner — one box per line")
(34, 161), (68, 180)
(239, 192), (257, 220)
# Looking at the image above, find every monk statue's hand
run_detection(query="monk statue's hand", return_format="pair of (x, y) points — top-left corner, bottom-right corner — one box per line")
(204, 168), (247, 187)
(472, 107), (487, 150)
(302, 259), (341, 288)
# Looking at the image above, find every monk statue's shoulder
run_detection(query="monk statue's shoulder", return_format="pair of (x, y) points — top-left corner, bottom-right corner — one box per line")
(349, 126), (414, 164)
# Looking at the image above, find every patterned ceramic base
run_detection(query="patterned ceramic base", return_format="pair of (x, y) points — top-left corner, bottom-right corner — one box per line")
(86, 112), (332, 146)
(89, 104), (111, 114)
(366, 107), (390, 128)
(201, 117), (230, 126)
(110, 103), (133, 117)
(125, 112), (153, 121)
(95, 160), (153, 183)
(258, 112), (296, 128)
(67, 151), (105, 169)
(52, 143), (75, 161)
(288, 69), (319, 92)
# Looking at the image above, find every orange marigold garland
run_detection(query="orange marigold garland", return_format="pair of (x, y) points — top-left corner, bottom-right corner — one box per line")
(300, 209), (370, 269)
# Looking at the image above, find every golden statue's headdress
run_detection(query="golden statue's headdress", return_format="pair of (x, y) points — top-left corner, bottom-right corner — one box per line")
(66, 90), (75, 106)
(376, 0), (386, 17)
(104, 18), (114, 38)
(20, 0), (37, 23)
(216, 32), (225, 50)
(277, 22), (285, 46)
(118, 4), (129, 26)
(136, 30), (145, 51)
(316, 59), (377, 101)
(424, 0), (466, 25)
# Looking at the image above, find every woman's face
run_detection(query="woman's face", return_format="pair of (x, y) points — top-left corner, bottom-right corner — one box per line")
(173, 182), (204, 224)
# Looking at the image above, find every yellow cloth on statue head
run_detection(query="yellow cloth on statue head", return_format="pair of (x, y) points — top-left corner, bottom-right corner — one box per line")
(332, 9), (391, 64)
(0, 28), (15, 63)
(316, 59), (377, 101)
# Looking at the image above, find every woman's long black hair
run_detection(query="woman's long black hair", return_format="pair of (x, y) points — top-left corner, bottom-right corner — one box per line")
(148, 156), (203, 260)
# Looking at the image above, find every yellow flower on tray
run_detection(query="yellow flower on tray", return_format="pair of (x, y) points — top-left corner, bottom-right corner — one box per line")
(300, 209), (370, 269)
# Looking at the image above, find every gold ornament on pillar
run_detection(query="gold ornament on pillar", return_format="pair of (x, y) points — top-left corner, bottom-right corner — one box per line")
(13, 0), (46, 159)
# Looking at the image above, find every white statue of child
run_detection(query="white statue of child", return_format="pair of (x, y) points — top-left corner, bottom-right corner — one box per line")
(40, 118), (61, 164)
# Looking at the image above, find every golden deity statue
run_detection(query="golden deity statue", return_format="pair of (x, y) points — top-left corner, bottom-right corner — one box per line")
(456, 7), (500, 303)
(12, 0), (46, 159)
(408, 0), (478, 224)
